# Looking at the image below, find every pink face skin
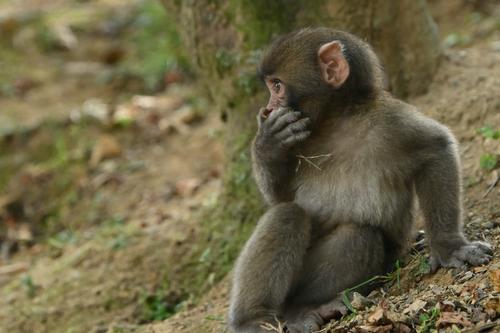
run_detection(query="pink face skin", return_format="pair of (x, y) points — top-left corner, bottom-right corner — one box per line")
(263, 78), (287, 117)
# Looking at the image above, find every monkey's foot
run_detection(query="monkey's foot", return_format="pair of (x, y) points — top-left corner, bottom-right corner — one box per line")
(430, 241), (493, 272)
(285, 299), (348, 333)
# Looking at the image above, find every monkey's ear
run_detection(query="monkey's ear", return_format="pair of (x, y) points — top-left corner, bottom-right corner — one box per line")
(318, 41), (350, 88)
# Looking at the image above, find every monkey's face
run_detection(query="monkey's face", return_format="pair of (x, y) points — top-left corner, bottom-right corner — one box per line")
(259, 31), (351, 124)
(263, 77), (287, 117)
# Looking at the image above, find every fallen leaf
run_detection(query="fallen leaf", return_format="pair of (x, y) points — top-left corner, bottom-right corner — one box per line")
(177, 106), (199, 124)
(439, 300), (455, 312)
(489, 269), (500, 292)
(358, 324), (392, 333)
(175, 178), (202, 197)
(403, 299), (427, 315)
(131, 95), (184, 111)
(484, 297), (500, 316)
(90, 135), (122, 168)
(473, 266), (488, 273)
(436, 311), (472, 328)
(393, 323), (411, 333)
(0, 262), (29, 275)
(367, 301), (390, 325)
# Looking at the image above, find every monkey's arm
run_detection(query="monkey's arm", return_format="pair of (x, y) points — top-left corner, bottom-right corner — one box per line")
(414, 124), (492, 271)
(252, 141), (295, 204)
(252, 107), (310, 205)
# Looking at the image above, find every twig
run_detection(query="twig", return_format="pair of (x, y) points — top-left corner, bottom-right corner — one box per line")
(482, 171), (499, 198)
(0, 262), (29, 275)
(461, 320), (500, 333)
(260, 316), (286, 333)
(295, 153), (333, 172)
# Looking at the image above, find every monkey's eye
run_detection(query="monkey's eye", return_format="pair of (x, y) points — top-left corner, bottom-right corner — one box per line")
(272, 79), (282, 93)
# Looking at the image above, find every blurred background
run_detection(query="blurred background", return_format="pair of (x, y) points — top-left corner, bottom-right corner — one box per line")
(0, 1), (499, 332)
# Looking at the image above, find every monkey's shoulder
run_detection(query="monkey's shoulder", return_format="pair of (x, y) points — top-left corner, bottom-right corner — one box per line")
(371, 98), (457, 155)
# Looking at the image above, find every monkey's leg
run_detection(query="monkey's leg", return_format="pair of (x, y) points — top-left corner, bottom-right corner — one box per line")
(228, 202), (311, 333)
(284, 224), (390, 333)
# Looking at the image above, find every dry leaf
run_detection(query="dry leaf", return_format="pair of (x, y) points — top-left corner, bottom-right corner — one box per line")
(484, 297), (500, 316)
(489, 269), (500, 292)
(358, 324), (392, 333)
(175, 178), (202, 197)
(439, 300), (455, 312)
(131, 95), (184, 111)
(392, 323), (411, 333)
(367, 302), (389, 325)
(436, 311), (472, 328)
(90, 135), (122, 167)
(403, 299), (427, 315)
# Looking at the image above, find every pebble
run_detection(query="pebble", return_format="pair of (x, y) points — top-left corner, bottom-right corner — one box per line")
(351, 292), (374, 310)
(459, 271), (474, 283)
(484, 221), (497, 229)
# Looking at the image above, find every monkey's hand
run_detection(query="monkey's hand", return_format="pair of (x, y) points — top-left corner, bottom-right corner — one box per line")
(255, 107), (311, 153)
(430, 240), (493, 272)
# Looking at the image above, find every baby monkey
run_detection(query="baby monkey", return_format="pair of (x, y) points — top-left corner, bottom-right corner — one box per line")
(228, 28), (492, 333)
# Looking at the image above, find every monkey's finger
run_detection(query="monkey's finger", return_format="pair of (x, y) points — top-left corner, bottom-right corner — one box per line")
(266, 107), (290, 126)
(455, 245), (492, 266)
(470, 241), (493, 255)
(270, 111), (302, 133)
(281, 131), (311, 148)
(275, 118), (311, 141)
(257, 108), (268, 126)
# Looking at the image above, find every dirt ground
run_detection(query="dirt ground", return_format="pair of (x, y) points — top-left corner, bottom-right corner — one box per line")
(0, 1), (499, 333)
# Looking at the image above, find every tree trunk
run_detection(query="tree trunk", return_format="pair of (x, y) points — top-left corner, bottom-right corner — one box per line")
(319, 0), (441, 96)
(160, 0), (440, 295)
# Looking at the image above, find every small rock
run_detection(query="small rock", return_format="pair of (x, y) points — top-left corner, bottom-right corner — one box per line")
(458, 271), (474, 283)
(431, 286), (444, 295)
(80, 98), (110, 124)
(449, 284), (464, 294)
(351, 292), (374, 310)
(484, 221), (497, 229)
(471, 217), (482, 225)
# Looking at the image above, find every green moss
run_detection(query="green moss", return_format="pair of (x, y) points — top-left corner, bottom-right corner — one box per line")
(233, 0), (302, 47)
(215, 49), (238, 75)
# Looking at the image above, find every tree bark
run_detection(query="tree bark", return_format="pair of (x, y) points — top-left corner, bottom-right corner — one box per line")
(160, 0), (440, 294)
